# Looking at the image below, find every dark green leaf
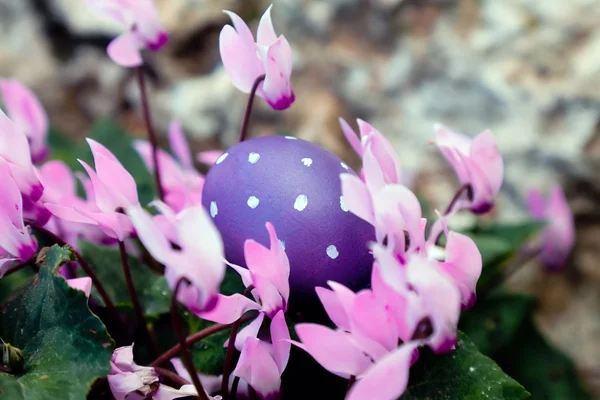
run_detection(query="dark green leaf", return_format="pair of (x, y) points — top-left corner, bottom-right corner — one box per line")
(401, 332), (529, 400)
(496, 319), (592, 400)
(0, 245), (114, 399)
(190, 318), (232, 376)
(0, 269), (34, 305)
(78, 241), (169, 318)
(459, 292), (536, 356)
(219, 267), (245, 297)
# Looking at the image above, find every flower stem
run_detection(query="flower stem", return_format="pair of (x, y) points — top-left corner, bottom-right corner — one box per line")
(150, 312), (257, 368)
(118, 240), (159, 358)
(171, 277), (210, 400)
(221, 285), (255, 399)
(32, 226), (117, 316)
(346, 375), (356, 394)
(155, 366), (191, 388)
(135, 66), (164, 200)
(238, 74), (266, 143)
(444, 183), (473, 215)
(230, 376), (240, 400)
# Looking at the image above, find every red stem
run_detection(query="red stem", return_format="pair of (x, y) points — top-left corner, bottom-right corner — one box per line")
(238, 74), (266, 143)
(135, 67), (164, 200)
(444, 183), (473, 215)
(154, 366), (190, 388)
(171, 277), (210, 400)
(118, 240), (159, 357)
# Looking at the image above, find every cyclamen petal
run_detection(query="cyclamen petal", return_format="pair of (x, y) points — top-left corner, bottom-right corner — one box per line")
(233, 337), (282, 399)
(527, 185), (575, 270)
(108, 344), (159, 400)
(66, 277), (92, 298)
(220, 6), (294, 110)
(107, 31), (144, 68)
(0, 79), (49, 163)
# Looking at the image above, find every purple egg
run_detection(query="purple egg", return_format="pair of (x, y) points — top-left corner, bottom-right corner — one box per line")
(202, 135), (375, 299)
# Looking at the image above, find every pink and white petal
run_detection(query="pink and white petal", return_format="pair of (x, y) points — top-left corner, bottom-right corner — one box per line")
(368, 132), (402, 185)
(346, 344), (416, 400)
(351, 290), (398, 355)
(294, 324), (372, 378)
(45, 203), (98, 225)
(252, 273), (284, 318)
(196, 150), (223, 166)
(228, 313), (264, 351)
(370, 264), (413, 341)
(256, 4), (278, 46)
(270, 310), (291, 373)
(315, 286), (351, 331)
(84, 210), (133, 241)
(0, 106), (35, 169)
(107, 31), (143, 68)
(470, 129), (503, 196)
(527, 189), (546, 220)
(169, 358), (222, 396)
(339, 118), (363, 156)
(223, 10), (256, 47)
(227, 261), (253, 289)
(362, 145), (386, 193)
(127, 206), (172, 263)
(66, 277), (92, 297)
(39, 160), (76, 200)
(107, 372), (147, 400)
(340, 173), (375, 225)
(79, 159), (121, 213)
(261, 40), (294, 110)
(439, 232), (482, 309)
(155, 384), (199, 400)
(168, 121), (193, 169)
(197, 293), (259, 324)
(233, 337), (281, 399)
(0, 163), (25, 228)
(93, 152), (138, 207)
(219, 25), (263, 93)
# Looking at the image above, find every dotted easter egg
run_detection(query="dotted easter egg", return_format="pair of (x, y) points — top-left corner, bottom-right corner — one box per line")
(202, 136), (375, 299)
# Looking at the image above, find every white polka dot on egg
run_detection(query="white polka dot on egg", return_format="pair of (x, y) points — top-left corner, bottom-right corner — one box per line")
(301, 158), (313, 167)
(210, 201), (218, 218)
(340, 196), (349, 212)
(294, 195), (308, 211)
(284, 136), (297, 140)
(248, 152), (260, 164)
(340, 162), (349, 170)
(247, 196), (260, 209)
(326, 245), (339, 259)
(216, 153), (228, 165)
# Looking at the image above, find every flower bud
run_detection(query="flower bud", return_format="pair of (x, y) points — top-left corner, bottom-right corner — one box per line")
(2, 342), (24, 374)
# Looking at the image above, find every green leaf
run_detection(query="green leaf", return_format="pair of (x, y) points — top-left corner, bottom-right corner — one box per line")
(401, 332), (529, 400)
(190, 318), (232, 376)
(0, 245), (114, 400)
(495, 319), (592, 400)
(78, 241), (169, 318)
(459, 292), (536, 356)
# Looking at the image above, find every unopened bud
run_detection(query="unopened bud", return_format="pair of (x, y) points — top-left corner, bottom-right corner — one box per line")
(2, 342), (24, 374)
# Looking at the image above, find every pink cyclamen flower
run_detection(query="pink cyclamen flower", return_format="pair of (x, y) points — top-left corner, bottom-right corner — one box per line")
(45, 139), (138, 241)
(527, 185), (575, 270)
(232, 310), (290, 399)
(85, 0), (168, 67)
(339, 118), (402, 186)
(0, 109), (44, 201)
(128, 203), (225, 313)
(220, 5), (294, 110)
(0, 162), (37, 278)
(108, 345), (160, 400)
(0, 79), (49, 163)
(434, 124), (503, 214)
(199, 222), (290, 324)
(66, 277), (92, 298)
(39, 160), (114, 248)
(134, 121), (204, 212)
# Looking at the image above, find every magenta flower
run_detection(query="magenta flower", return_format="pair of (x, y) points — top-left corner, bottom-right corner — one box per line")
(198, 222), (290, 324)
(220, 5), (294, 110)
(339, 118), (402, 186)
(45, 139), (138, 241)
(527, 185), (575, 270)
(0, 163), (37, 277)
(232, 310), (290, 399)
(39, 160), (113, 248)
(134, 121), (204, 212)
(434, 124), (503, 214)
(84, 0), (168, 67)
(128, 203), (225, 313)
(107, 345), (160, 400)
(0, 109), (44, 202)
(0, 79), (49, 163)
(66, 277), (92, 298)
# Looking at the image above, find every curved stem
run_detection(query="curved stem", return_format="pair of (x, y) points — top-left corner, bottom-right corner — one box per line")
(119, 240), (159, 358)
(150, 312), (257, 368)
(136, 67), (164, 200)
(238, 74), (266, 143)
(32, 225), (117, 316)
(221, 285), (255, 398)
(346, 375), (356, 395)
(444, 183), (473, 215)
(154, 366), (191, 388)
(171, 277), (209, 400)
(230, 376), (241, 400)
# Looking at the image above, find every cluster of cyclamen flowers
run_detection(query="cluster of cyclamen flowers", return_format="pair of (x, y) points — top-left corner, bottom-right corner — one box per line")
(0, 1), (576, 400)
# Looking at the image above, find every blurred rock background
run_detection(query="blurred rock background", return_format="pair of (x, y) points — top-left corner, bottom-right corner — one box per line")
(1, 0), (599, 394)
